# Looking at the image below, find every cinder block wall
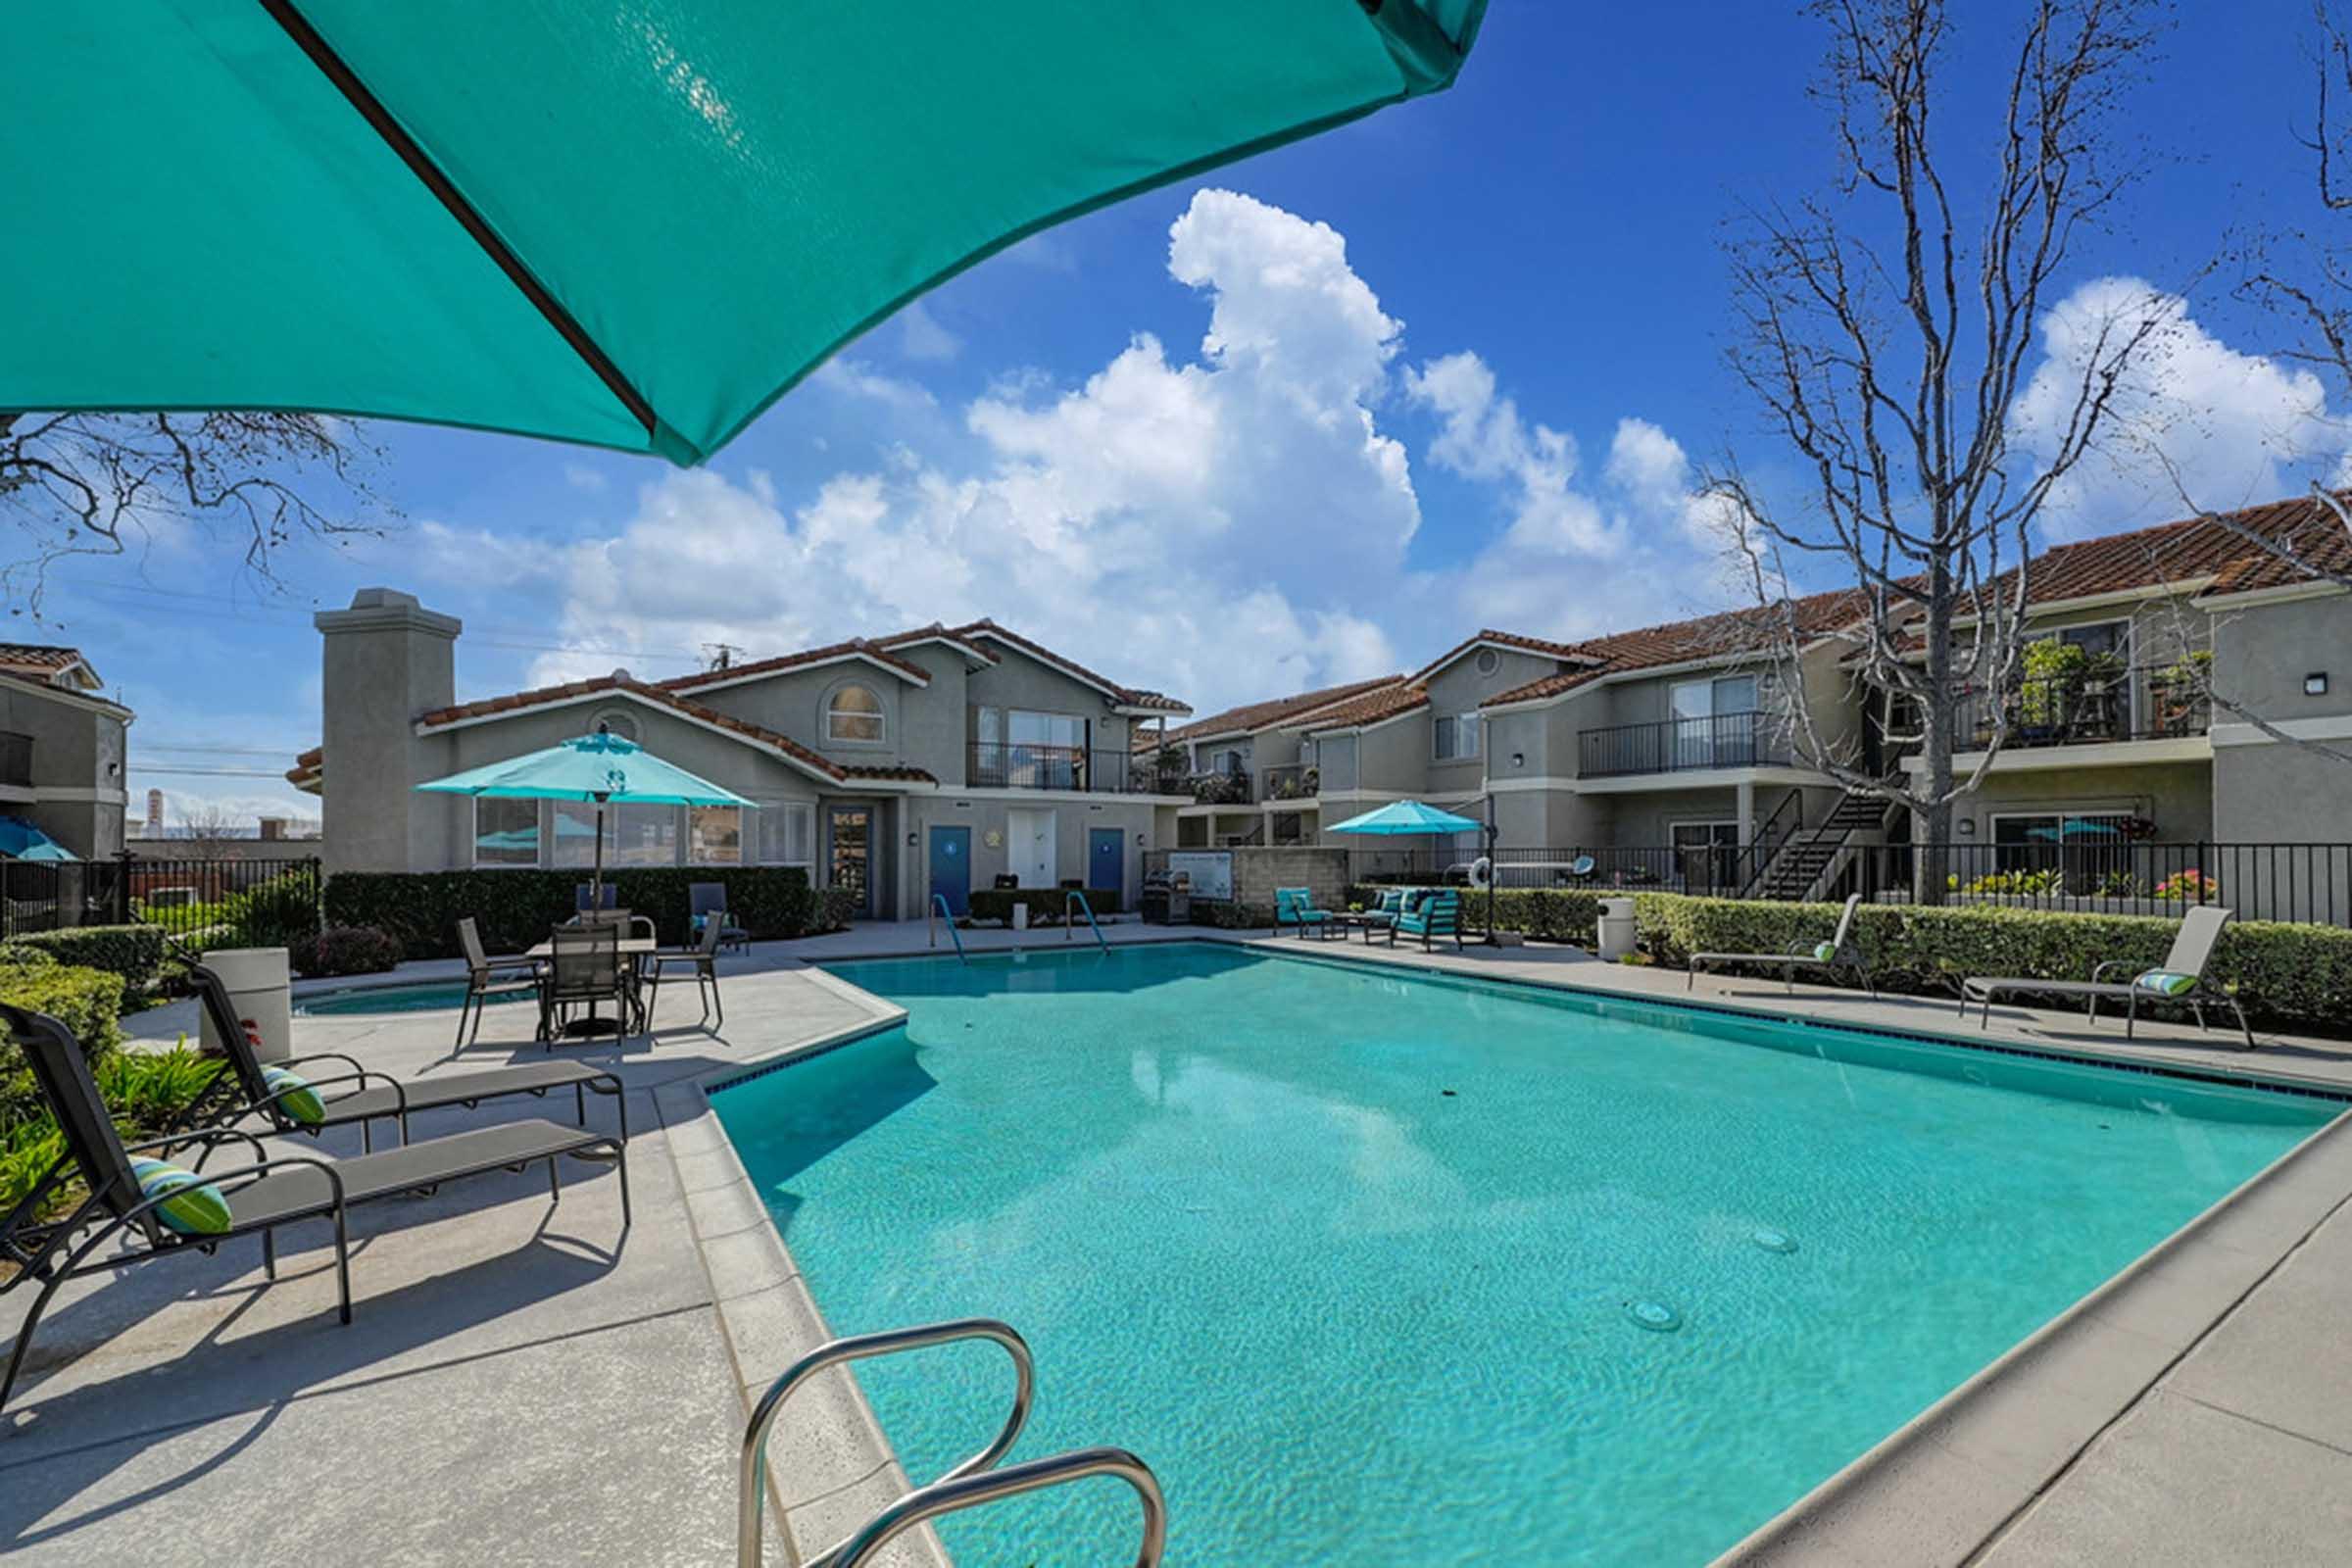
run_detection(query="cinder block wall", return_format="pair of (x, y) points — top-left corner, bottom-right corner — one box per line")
(1229, 847), (1351, 909)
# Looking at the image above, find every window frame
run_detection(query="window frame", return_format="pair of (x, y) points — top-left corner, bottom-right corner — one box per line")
(824, 682), (887, 745)
(1435, 710), (1480, 761)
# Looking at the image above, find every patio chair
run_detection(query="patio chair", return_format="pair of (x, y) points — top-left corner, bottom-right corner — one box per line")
(1389, 889), (1463, 952)
(542, 924), (634, 1044)
(0, 1003), (628, 1419)
(576, 881), (618, 913)
(1274, 887), (1335, 939)
(1557, 855), (1597, 885)
(1688, 893), (1876, 996)
(645, 913), (725, 1031)
(456, 915), (544, 1051)
(1359, 887), (1409, 941)
(688, 882), (751, 955)
(182, 962), (625, 1152)
(1958, 905), (2253, 1049)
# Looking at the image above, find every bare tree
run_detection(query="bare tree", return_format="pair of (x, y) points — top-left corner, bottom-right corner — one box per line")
(1703, 0), (2171, 900)
(0, 411), (388, 612)
(172, 802), (250, 863)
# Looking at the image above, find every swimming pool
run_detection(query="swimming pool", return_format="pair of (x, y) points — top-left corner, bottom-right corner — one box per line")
(711, 942), (2338, 1564)
(295, 980), (528, 1016)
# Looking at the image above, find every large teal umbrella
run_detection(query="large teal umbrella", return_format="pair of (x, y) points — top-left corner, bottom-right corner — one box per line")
(10, 4), (1487, 466)
(1327, 800), (1485, 836)
(416, 730), (752, 902)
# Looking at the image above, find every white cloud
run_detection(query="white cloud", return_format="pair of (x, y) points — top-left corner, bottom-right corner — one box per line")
(2013, 276), (2352, 537)
(512, 189), (1728, 713)
(562, 463), (607, 492)
(897, 302), (961, 363)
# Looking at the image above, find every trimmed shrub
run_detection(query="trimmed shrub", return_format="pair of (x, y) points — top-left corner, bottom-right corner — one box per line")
(218, 867), (325, 952)
(1192, 901), (1271, 930)
(9, 924), (170, 993)
(1624, 893), (2352, 1035)
(324, 866), (853, 959)
(1354, 887), (1606, 946)
(2, 1045), (225, 1219)
(966, 887), (1122, 924)
(294, 925), (406, 979)
(0, 947), (126, 1130)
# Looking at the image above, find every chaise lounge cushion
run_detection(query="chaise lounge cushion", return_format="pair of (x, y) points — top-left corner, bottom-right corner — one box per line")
(129, 1156), (233, 1235)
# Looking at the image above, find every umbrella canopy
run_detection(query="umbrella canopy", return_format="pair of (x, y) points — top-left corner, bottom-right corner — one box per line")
(0, 818), (77, 862)
(1327, 800), (1485, 836)
(2026, 818), (2127, 842)
(415, 732), (752, 808)
(12, 3), (1487, 466)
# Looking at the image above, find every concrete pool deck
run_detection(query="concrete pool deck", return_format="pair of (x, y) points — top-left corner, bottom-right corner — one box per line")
(2, 921), (2346, 1565)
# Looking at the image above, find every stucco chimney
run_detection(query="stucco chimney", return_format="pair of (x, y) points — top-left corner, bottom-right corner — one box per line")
(314, 588), (463, 875)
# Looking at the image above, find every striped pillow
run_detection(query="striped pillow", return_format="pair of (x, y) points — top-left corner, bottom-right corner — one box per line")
(129, 1156), (233, 1236)
(1812, 942), (1838, 961)
(2137, 970), (2199, 998)
(262, 1065), (327, 1126)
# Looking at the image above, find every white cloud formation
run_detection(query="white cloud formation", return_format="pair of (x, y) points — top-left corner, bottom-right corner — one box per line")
(2013, 276), (2352, 537)
(496, 189), (1732, 714)
(896, 301), (961, 363)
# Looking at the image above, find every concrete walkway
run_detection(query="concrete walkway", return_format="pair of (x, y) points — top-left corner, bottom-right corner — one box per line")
(3, 922), (2347, 1566)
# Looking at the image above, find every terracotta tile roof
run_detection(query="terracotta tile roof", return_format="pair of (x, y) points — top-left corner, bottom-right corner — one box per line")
(1154, 675), (1403, 747)
(415, 674), (935, 785)
(286, 745), (323, 793)
(0, 644), (86, 674)
(1483, 588), (1873, 708)
(874, 623), (1000, 662)
(1298, 682), (1431, 730)
(2025, 492), (2352, 603)
(951, 619), (1191, 713)
(660, 635), (931, 692)
(1406, 628), (1597, 685)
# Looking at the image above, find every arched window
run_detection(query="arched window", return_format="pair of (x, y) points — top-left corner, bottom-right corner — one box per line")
(825, 683), (884, 742)
(590, 710), (641, 744)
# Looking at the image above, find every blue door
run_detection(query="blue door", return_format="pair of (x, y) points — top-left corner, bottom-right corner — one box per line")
(928, 826), (971, 916)
(1088, 828), (1125, 906)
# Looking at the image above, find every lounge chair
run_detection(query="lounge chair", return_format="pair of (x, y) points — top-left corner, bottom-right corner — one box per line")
(456, 915), (544, 1050)
(1274, 887), (1336, 939)
(1359, 888), (1409, 940)
(1389, 888), (1463, 952)
(1688, 893), (1875, 996)
(644, 914), (725, 1031)
(1958, 905), (2253, 1049)
(183, 962), (625, 1151)
(688, 882), (751, 955)
(0, 1004), (628, 1417)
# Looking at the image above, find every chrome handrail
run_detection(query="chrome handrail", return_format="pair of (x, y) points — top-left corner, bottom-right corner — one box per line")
(829, 1446), (1167, 1568)
(738, 1318), (1032, 1568)
(929, 893), (968, 964)
(1064, 890), (1106, 954)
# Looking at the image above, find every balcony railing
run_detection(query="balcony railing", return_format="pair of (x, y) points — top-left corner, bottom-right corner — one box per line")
(1261, 764), (1318, 801)
(967, 744), (1149, 793)
(0, 732), (29, 789)
(1578, 710), (1789, 779)
(1959, 667), (2211, 752)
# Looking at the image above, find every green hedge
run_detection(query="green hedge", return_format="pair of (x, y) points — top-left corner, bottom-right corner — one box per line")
(324, 866), (857, 959)
(966, 887), (1122, 923)
(1622, 894), (2352, 1034)
(7, 924), (170, 992)
(0, 948), (126, 1130)
(1348, 886), (1605, 945)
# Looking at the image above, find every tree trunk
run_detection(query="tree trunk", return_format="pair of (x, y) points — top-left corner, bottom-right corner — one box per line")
(1916, 584), (1955, 906)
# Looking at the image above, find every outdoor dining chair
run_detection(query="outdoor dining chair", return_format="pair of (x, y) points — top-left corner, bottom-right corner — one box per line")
(542, 924), (633, 1043)
(644, 914), (725, 1032)
(457, 916), (544, 1050)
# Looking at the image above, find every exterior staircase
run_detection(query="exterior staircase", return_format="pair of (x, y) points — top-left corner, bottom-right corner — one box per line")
(1754, 792), (1889, 902)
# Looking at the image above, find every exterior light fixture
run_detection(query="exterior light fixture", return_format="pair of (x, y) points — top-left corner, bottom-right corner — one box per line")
(1510, 752), (1526, 768)
(2307, 671), (2330, 697)
(1958, 818), (1976, 836)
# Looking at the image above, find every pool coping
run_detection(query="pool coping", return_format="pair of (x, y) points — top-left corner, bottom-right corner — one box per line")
(685, 939), (2352, 1566)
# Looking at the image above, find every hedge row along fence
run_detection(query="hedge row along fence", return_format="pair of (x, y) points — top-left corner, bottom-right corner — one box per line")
(5, 924), (170, 993)
(1342, 886), (2352, 1035)
(324, 867), (858, 960)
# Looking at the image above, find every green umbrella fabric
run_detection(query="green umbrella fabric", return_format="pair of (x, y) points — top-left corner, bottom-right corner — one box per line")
(1327, 800), (1485, 836)
(11, 2), (1487, 466)
(415, 732), (752, 808)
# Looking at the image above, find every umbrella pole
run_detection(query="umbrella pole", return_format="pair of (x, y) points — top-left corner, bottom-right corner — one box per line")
(593, 794), (608, 908)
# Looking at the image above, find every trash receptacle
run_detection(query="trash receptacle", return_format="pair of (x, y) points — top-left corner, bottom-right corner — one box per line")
(199, 948), (293, 1063)
(1596, 897), (1638, 961)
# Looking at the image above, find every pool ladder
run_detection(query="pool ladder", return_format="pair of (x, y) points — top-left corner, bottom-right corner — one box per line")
(1064, 890), (1107, 954)
(738, 1317), (1164, 1567)
(927, 893), (968, 964)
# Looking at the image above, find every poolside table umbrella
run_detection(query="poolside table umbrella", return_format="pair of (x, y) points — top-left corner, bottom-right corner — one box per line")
(10, 3), (1488, 467)
(415, 730), (753, 906)
(1329, 798), (1494, 942)
(0, 818), (78, 863)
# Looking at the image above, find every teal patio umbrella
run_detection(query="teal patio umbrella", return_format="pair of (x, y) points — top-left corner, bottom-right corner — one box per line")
(10, 4), (1487, 466)
(0, 818), (77, 862)
(1327, 800), (1486, 836)
(416, 730), (752, 905)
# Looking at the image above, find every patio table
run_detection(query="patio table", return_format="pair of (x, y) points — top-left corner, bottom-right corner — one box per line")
(525, 934), (658, 1038)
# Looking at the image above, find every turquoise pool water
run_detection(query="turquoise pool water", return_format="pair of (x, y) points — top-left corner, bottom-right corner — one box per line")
(295, 981), (525, 1016)
(712, 944), (2336, 1565)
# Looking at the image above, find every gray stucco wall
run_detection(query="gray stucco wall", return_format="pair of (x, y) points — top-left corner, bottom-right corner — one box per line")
(0, 684), (129, 858)
(684, 661), (919, 774)
(2214, 741), (2352, 844)
(1946, 760), (2214, 842)
(317, 591), (460, 876)
(2213, 591), (2352, 722)
(905, 794), (1155, 911)
(966, 644), (1132, 760)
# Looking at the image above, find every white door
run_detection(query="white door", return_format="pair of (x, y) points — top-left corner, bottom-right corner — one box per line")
(1005, 808), (1057, 886)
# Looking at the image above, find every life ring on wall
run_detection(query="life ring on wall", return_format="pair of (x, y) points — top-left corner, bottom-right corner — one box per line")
(1468, 857), (1494, 890)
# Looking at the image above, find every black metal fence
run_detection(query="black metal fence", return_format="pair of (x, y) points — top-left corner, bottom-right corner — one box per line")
(1, 854), (322, 945)
(1343, 841), (2352, 928)
(967, 743), (1154, 793)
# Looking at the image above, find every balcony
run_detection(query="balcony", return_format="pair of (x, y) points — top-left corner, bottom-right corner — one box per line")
(0, 732), (31, 790)
(967, 743), (1151, 793)
(1578, 710), (1789, 779)
(1959, 667), (2211, 753)
(1261, 763), (1318, 801)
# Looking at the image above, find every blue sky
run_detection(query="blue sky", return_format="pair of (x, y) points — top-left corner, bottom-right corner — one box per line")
(67, 4), (2348, 825)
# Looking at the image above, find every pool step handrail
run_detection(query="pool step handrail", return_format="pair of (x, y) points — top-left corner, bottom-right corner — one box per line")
(829, 1446), (1167, 1568)
(1064, 889), (1107, 954)
(929, 893), (968, 964)
(739, 1318), (1033, 1568)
